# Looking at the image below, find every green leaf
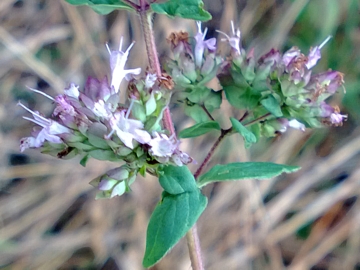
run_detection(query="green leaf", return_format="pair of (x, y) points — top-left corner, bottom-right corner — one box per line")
(87, 133), (111, 149)
(88, 149), (118, 161)
(223, 85), (261, 109)
(65, 0), (134, 15)
(260, 95), (283, 117)
(184, 103), (209, 123)
(158, 165), (198, 195)
(187, 86), (210, 104)
(150, 0), (211, 21)
(179, 121), (221, 138)
(80, 154), (90, 167)
(143, 190), (207, 268)
(230, 117), (257, 148)
(197, 162), (300, 188)
(204, 90), (222, 112)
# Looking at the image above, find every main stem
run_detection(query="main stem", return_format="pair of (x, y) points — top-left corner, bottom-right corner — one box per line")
(139, 9), (202, 269)
(139, 10), (176, 136)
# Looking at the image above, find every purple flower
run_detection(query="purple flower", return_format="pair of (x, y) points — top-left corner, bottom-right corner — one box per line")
(306, 36), (331, 69)
(18, 102), (71, 152)
(106, 37), (141, 94)
(194, 22), (216, 68)
(217, 21), (242, 55)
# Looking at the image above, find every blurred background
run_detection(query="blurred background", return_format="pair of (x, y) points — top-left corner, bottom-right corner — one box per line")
(1, 0), (360, 269)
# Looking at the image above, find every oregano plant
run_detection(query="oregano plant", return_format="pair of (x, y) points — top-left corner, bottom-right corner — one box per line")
(18, 0), (347, 268)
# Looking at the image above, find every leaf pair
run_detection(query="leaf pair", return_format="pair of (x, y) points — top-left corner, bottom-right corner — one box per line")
(65, 0), (212, 21)
(143, 165), (207, 267)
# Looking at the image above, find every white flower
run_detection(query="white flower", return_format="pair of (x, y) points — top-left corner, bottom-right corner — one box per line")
(64, 83), (80, 99)
(92, 100), (112, 119)
(149, 132), (178, 157)
(107, 109), (151, 149)
(106, 37), (141, 94)
(145, 73), (157, 89)
(288, 119), (306, 131)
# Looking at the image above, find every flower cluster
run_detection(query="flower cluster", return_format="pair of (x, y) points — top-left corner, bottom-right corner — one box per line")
(19, 38), (191, 199)
(165, 22), (346, 137)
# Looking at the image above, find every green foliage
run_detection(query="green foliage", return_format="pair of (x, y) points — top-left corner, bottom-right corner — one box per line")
(150, 0), (211, 21)
(197, 162), (300, 188)
(260, 95), (283, 117)
(230, 117), (257, 148)
(64, 0), (133, 14)
(158, 165), (198, 194)
(184, 103), (210, 123)
(143, 165), (207, 268)
(179, 121), (221, 139)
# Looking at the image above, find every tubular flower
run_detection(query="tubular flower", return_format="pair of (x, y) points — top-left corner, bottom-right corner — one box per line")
(106, 37), (141, 94)
(194, 21), (216, 68)
(217, 21), (242, 56)
(107, 104), (151, 149)
(18, 102), (71, 152)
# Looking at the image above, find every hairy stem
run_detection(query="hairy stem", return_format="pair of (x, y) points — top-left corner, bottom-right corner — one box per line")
(186, 225), (204, 270)
(139, 10), (175, 136)
(139, 10), (161, 76)
(138, 7), (200, 269)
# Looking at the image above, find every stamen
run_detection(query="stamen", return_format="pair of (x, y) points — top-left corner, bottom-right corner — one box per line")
(18, 102), (50, 125)
(319, 36), (332, 49)
(119, 36), (123, 51)
(22, 116), (47, 128)
(126, 99), (135, 119)
(27, 87), (54, 101)
(215, 29), (230, 40)
(105, 129), (115, 140)
(125, 41), (135, 55)
(203, 27), (208, 39)
(106, 43), (111, 54)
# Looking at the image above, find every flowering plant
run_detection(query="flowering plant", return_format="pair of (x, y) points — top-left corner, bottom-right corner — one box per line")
(18, 0), (346, 268)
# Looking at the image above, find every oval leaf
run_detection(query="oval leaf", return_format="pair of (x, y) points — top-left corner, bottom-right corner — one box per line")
(197, 162), (300, 188)
(179, 121), (221, 139)
(230, 117), (257, 148)
(65, 0), (134, 15)
(158, 165), (197, 195)
(150, 0), (211, 21)
(260, 95), (283, 117)
(143, 190), (207, 268)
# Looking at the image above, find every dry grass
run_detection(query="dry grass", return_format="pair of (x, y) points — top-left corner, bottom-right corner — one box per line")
(1, 0), (360, 269)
